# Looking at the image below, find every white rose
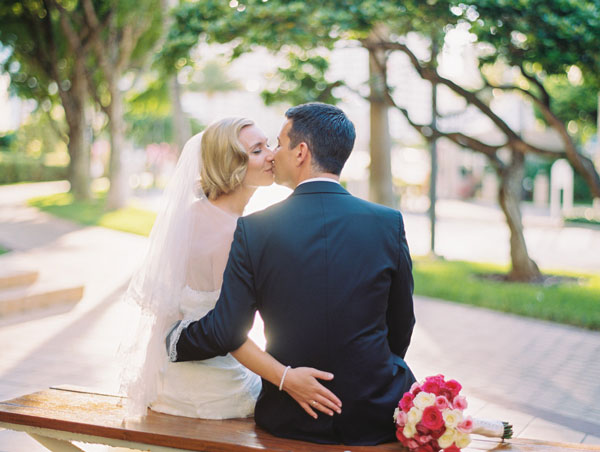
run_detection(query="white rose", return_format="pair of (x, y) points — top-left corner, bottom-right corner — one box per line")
(403, 422), (417, 439)
(443, 409), (463, 428)
(407, 406), (423, 425)
(413, 391), (436, 410)
(393, 407), (399, 423)
(437, 428), (457, 449)
(456, 432), (472, 448)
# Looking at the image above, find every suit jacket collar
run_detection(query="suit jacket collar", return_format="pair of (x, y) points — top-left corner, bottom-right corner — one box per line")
(291, 180), (350, 196)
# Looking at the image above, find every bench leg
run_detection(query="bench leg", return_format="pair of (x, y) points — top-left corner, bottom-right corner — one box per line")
(29, 433), (86, 452)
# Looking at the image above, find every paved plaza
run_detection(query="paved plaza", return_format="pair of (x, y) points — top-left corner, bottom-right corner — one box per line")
(0, 182), (599, 451)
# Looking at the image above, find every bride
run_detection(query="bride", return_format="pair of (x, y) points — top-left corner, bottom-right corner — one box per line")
(120, 117), (341, 420)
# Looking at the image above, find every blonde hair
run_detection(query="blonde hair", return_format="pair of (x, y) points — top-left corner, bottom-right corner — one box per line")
(199, 117), (254, 200)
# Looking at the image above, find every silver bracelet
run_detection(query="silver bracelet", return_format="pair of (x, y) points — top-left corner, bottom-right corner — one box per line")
(279, 365), (291, 391)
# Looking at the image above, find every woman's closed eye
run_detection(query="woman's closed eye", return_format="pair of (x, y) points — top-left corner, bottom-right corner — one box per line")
(252, 143), (271, 154)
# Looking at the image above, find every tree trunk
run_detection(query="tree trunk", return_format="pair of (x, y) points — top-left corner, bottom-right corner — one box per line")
(367, 30), (394, 207)
(497, 150), (542, 282)
(106, 80), (127, 210)
(170, 76), (191, 155)
(61, 58), (91, 201)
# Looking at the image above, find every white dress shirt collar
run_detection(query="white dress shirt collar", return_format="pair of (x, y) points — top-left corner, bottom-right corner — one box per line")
(297, 177), (341, 187)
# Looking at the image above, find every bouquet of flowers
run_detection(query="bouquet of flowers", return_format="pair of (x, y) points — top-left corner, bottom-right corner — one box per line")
(394, 375), (513, 452)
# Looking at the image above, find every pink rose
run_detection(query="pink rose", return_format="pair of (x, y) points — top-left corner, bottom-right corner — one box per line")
(444, 380), (462, 399)
(431, 427), (445, 439)
(417, 434), (433, 444)
(396, 410), (408, 427)
(435, 395), (449, 410)
(457, 416), (473, 433)
(408, 439), (420, 449)
(400, 392), (415, 412)
(396, 428), (408, 445)
(438, 387), (453, 401)
(417, 443), (436, 452)
(411, 384), (422, 396)
(421, 406), (445, 430)
(453, 395), (468, 410)
(422, 379), (441, 394)
(416, 423), (431, 435)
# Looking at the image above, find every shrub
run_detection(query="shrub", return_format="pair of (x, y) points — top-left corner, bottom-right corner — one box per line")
(0, 154), (68, 185)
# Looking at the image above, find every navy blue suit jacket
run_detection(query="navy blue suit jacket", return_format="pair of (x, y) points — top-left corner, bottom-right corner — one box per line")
(175, 181), (416, 445)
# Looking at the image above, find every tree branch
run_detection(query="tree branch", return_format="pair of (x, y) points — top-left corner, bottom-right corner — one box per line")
(517, 63), (551, 107)
(84, 70), (109, 116)
(19, 7), (56, 79)
(47, 0), (81, 54)
(481, 66), (600, 196)
(368, 41), (524, 142)
(44, 109), (69, 142)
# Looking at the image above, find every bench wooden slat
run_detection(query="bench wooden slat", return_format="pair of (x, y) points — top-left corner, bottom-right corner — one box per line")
(0, 388), (598, 452)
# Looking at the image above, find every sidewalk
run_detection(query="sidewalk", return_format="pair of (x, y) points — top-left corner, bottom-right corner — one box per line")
(403, 199), (600, 273)
(0, 182), (599, 450)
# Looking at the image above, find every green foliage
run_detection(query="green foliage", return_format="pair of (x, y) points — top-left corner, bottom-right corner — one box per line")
(540, 75), (598, 143)
(0, 109), (70, 184)
(565, 216), (600, 226)
(0, 1), (65, 112)
(261, 51), (342, 106)
(125, 78), (172, 147)
(463, 0), (600, 85)
(5, 108), (68, 156)
(413, 257), (600, 330)
(0, 245), (9, 255)
(0, 154), (68, 185)
(525, 156), (594, 203)
(28, 192), (156, 236)
(190, 59), (241, 94)
(0, 132), (17, 149)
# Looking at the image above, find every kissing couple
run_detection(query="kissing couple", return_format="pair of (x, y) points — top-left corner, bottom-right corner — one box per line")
(120, 102), (416, 445)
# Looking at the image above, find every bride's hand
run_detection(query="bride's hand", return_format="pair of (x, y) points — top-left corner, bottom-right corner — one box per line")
(282, 367), (342, 419)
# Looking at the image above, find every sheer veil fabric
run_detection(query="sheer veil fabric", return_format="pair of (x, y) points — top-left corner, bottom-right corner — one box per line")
(118, 132), (205, 417)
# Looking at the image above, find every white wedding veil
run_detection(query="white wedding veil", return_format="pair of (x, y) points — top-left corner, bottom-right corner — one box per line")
(118, 132), (204, 417)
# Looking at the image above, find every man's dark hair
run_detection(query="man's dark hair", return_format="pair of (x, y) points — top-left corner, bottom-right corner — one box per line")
(285, 102), (356, 175)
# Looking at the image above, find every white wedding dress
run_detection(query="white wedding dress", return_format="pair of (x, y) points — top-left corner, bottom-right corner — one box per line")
(121, 133), (261, 420)
(142, 198), (261, 419)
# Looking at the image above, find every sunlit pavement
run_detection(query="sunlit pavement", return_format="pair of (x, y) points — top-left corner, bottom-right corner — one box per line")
(0, 182), (599, 450)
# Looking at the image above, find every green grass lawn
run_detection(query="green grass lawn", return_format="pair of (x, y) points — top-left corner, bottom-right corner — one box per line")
(28, 192), (600, 331)
(413, 257), (600, 330)
(28, 192), (156, 236)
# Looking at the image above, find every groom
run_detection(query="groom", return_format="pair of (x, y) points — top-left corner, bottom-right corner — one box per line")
(169, 103), (415, 445)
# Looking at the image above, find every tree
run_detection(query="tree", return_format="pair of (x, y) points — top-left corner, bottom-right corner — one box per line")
(0, 0), (93, 199)
(362, 0), (600, 281)
(74, 0), (162, 209)
(164, 0), (600, 282)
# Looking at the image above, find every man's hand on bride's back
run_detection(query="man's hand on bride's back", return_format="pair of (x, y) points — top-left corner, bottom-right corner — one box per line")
(282, 367), (342, 419)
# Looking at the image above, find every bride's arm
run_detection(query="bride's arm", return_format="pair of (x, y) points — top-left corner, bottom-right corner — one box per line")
(231, 339), (342, 419)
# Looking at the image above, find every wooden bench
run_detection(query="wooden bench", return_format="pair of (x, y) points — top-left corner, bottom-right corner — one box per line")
(0, 387), (598, 452)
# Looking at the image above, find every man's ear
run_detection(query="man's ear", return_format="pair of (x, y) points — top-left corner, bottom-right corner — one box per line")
(294, 142), (311, 167)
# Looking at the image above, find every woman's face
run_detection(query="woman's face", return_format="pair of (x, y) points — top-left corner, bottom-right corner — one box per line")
(239, 125), (274, 187)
